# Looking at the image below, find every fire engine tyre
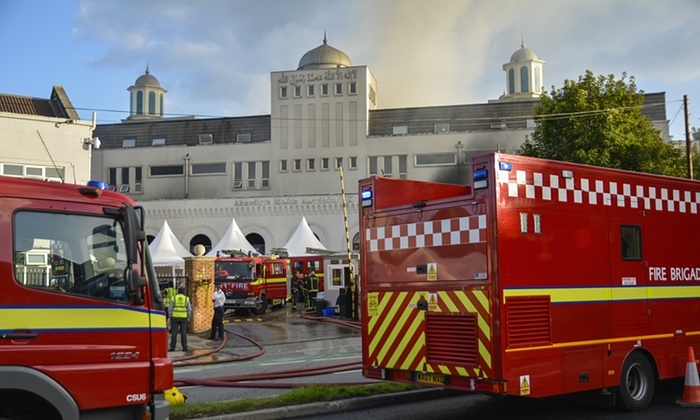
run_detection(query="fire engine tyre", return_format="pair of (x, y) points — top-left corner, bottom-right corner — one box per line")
(251, 295), (268, 315)
(616, 352), (655, 412)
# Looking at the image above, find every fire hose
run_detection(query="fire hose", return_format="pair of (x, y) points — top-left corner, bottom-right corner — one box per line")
(173, 313), (368, 388)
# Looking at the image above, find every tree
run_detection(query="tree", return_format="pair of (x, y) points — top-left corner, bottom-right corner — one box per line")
(520, 71), (686, 177)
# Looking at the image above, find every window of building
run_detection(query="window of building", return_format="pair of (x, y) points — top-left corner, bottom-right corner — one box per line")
(1, 164), (65, 181)
(321, 158), (330, 171)
(237, 133), (251, 143)
(621, 225), (642, 261)
(293, 159), (302, 172)
(136, 91), (143, 114)
(415, 153), (456, 166)
(2, 164), (22, 176)
(280, 86), (288, 98)
(349, 156), (357, 170)
(321, 84), (329, 96)
(232, 161), (271, 190)
(107, 166), (144, 193)
(434, 123), (450, 133)
(152, 137), (166, 146)
(393, 125), (408, 135)
(134, 167), (142, 192)
(191, 163), (226, 175)
(148, 91), (156, 114)
(307, 158), (315, 171)
(280, 159), (288, 173)
(508, 68), (515, 95)
(149, 165), (184, 176)
(520, 66), (529, 93)
(261, 161), (270, 188)
(233, 162), (243, 189)
(294, 86), (302, 98)
(335, 157), (343, 170)
(307, 85), (315, 97)
(334, 83), (342, 95)
(198, 134), (213, 144)
(348, 82), (357, 94)
(368, 155), (407, 178)
(247, 162), (256, 188)
(122, 138), (136, 148)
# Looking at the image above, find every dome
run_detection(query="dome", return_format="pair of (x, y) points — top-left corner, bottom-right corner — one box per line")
(134, 66), (161, 87)
(509, 42), (538, 62)
(297, 34), (352, 70)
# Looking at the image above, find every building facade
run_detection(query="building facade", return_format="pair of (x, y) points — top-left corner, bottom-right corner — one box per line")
(92, 40), (669, 256)
(0, 86), (95, 185)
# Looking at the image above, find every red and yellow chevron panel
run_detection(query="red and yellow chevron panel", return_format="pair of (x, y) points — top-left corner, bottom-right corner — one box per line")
(365, 289), (493, 379)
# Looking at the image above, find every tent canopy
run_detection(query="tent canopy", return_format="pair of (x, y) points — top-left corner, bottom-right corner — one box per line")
(149, 220), (192, 267)
(282, 217), (327, 256)
(206, 218), (256, 256)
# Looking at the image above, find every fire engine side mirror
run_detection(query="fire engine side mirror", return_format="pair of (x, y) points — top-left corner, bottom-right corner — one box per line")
(126, 268), (146, 305)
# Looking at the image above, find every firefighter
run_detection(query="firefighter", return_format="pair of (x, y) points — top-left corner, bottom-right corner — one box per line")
(304, 271), (319, 310)
(293, 271), (306, 309)
(162, 289), (172, 332)
(169, 287), (191, 352)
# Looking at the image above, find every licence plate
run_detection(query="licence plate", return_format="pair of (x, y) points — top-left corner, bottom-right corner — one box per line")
(416, 372), (445, 385)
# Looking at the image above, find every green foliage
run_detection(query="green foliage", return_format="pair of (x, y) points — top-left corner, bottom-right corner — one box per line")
(169, 382), (423, 419)
(520, 71), (686, 177)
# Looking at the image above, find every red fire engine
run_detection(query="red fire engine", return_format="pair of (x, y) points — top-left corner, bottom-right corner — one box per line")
(359, 152), (700, 411)
(288, 255), (325, 308)
(215, 250), (289, 315)
(0, 177), (172, 419)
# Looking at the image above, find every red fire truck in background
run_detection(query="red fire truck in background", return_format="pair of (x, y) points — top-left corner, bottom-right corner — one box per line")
(0, 177), (172, 419)
(215, 250), (290, 315)
(288, 255), (325, 308)
(359, 152), (700, 411)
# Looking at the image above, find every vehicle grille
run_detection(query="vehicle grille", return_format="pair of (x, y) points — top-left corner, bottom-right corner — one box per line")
(425, 312), (479, 367)
(506, 295), (552, 348)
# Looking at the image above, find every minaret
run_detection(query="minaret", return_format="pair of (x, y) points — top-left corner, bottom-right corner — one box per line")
(127, 65), (167, 120)
(500, 40), (545, 101)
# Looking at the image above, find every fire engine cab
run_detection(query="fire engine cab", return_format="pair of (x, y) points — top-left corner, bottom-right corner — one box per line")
(214, 250), (290, 315)
(359, 152), (700, 411)
(0, 177), (172, 419)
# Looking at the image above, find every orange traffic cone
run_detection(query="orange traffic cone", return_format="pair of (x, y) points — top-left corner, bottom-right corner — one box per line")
(676, 346), (700, 408)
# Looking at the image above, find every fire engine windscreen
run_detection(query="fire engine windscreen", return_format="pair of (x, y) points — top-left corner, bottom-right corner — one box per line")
(215, 261), (255, 282)
(13, 211), (130, 302)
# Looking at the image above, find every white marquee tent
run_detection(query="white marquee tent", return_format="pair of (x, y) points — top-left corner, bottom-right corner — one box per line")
(149, 220), (192, 267)
(282, 217), (327, 256)
(206, 218), (257, 256)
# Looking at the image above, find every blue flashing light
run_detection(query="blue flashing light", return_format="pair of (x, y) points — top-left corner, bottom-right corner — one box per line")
(473, 169), (488, 181)
(87, 180), (109, 189)
(361, 189), (373, 200)
(499, 162), (513, 171)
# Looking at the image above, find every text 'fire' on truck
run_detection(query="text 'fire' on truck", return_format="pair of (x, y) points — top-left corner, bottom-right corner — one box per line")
(359, 152), (700, 412)
(1, 177), (172, 419)
(214, 250), (290, 315)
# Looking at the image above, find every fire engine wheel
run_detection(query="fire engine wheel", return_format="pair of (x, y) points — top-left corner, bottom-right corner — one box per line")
(251, 296), (268, 315)
(616, 352), (655, 412)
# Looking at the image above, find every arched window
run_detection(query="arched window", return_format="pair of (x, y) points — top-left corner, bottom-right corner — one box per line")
(534, 67), (541, 92)
(136, 91), (143, 114)
(148, 91), (156, 115)
(352, 233), (360, 251)
(246, 233), (265, 255)
(189, 234), (212, 255)
(508, 68), (515, 95)
(520, 66), (529, 93)
(160, 93), (164, 116)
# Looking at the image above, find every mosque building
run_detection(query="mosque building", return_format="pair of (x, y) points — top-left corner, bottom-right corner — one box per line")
(92, 38), (668, 257)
